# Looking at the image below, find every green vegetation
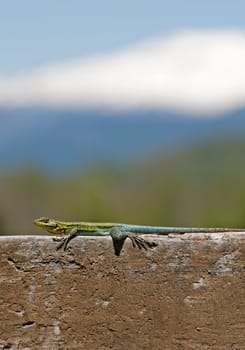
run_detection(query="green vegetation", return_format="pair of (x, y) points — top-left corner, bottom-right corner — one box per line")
(1, 137), (245, 234)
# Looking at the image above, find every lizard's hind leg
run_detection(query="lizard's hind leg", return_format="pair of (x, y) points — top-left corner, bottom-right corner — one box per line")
(110, 228), (157, 256)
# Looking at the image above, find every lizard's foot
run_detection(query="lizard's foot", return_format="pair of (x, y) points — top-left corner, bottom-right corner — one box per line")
(53, 228), (78, 251)
(52, 236), (67, 250)
(55, 237), (69, 251)
(128, 233), (158, 251)
(110, 228), (157, 256)
(52, 236), (70, 251)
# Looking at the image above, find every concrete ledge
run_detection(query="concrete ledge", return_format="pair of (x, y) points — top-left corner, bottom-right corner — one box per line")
(0, 233), (244, 349)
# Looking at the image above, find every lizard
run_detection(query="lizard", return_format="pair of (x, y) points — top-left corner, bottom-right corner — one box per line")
(34, 217), (245, 256)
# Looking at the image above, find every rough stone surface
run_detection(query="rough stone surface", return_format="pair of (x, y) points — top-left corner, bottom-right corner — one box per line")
(0, 233), (244, 350)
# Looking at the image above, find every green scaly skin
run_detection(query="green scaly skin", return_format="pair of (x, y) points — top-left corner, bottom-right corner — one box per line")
(34, 217), (245, 256)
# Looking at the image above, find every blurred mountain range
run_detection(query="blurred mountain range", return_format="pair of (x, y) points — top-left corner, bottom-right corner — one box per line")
(0, 108), (245, 172)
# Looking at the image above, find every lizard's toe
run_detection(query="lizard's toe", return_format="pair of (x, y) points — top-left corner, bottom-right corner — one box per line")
(129, 235), (157, 251)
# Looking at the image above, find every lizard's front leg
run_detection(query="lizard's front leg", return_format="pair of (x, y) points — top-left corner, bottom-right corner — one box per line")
(110, 228), (157, 256)
(53, 228), (78, 251)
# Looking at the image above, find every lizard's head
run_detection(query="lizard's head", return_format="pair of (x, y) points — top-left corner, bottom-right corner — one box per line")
(34, 217), (64, 234)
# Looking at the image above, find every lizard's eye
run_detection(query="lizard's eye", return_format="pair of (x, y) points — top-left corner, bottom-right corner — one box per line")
(39, 217), (50, 223)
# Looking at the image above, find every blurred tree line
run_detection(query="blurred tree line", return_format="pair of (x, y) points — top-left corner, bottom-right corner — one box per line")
(1, 137), (245, 234)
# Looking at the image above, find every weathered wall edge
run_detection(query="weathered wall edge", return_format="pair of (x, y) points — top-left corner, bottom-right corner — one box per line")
(0, 233), (244, 350)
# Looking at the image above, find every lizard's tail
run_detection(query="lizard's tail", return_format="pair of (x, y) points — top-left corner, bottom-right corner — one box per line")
(121, 225), (245, 234)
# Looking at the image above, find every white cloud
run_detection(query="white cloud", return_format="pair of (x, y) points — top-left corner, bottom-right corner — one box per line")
(1, 29), (245, 115)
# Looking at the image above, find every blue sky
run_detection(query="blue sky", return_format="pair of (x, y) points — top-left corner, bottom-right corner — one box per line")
(1, 1), (245, 74)
(1, 1), (245, 115)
